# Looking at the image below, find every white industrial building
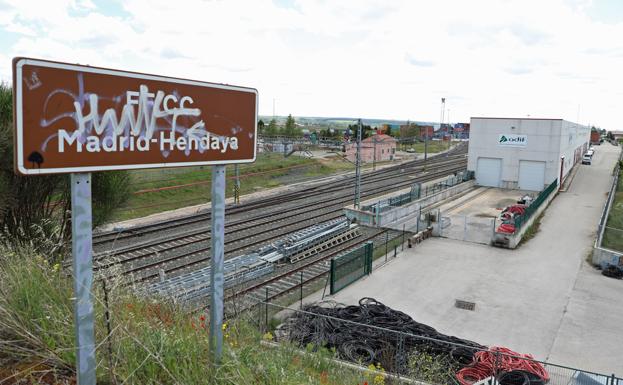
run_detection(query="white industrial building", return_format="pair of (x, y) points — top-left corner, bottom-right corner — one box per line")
(467, 118), (590, 191)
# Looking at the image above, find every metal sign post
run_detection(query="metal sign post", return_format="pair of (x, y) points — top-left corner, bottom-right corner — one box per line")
(13, 57), (258, 375)
(210, 165), (226, 363)
(70, 173), (96, 385)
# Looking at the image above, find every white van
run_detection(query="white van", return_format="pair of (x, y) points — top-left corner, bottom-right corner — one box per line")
(582, 154), (592, 165)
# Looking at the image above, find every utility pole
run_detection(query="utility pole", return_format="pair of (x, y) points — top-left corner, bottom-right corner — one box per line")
(435, 97), (446, 160)
(446, 108), (451, 154)
(373, 134), (377, 171)
(234, 164), (240, 204)
(354, 119), (362, 209)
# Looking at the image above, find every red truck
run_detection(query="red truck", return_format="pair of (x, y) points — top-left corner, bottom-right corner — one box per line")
(590, 130), (601, 145)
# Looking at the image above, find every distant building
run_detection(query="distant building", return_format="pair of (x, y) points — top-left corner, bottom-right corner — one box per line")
(345, 133), (397, 163)
(453, 123), (470, 139)
(399, 124), (434, 140)
(611, 131), (623, 141)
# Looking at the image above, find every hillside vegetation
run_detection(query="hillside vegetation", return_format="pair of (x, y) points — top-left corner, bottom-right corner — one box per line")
(0, 243), (370, 384)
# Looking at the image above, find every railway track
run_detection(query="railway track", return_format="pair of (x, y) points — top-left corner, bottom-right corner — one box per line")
(93, 147), (467, 249)
(222, 228), (397, 315)
(97, 161), (466, 284)
(92, 145), (468, 309)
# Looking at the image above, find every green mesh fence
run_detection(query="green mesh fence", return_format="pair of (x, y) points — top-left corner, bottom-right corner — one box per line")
(514, 179), (558, 231)
(361, 171), (475, 214)
(330, 242), (373, 295)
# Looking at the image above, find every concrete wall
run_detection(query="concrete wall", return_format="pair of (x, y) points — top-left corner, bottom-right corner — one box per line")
(343, 180), (475, 228)
(592, 247), (623, 268)
(492, 190), (558, 249)
(468, 118), (589, 190)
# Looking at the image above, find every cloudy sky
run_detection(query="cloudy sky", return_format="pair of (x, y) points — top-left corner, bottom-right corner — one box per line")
(1, 0), (622, 129)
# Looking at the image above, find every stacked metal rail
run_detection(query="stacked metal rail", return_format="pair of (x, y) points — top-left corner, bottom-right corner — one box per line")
(147, 219), (353, 301)
(259, 218), (351, 263)
(147, 253), (273, 302)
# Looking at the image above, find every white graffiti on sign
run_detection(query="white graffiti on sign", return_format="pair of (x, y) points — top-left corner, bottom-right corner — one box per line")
(53, 83), (238, 155)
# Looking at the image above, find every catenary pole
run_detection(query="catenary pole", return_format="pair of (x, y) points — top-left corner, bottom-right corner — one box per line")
(354, 119), (362, 209)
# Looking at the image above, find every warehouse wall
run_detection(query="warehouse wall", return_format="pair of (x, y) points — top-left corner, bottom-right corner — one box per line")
(559, 120), (590, 183)
(468, 118), (562, 189)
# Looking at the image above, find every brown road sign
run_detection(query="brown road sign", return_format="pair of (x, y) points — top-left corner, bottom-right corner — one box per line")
(13, 57), (258, 175)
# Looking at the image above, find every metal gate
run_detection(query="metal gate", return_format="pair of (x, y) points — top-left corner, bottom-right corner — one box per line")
(330, 242), (373, 294)
(440, 214), (496, 245)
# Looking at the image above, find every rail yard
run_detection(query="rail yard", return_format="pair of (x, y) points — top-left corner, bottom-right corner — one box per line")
(92, 145), (468, 310)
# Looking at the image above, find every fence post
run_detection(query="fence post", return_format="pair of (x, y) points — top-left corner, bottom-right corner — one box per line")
(366, 242), (373, 274)
(300, 271), (303, 309)
(330, 259), (335, 294)
(492, 217), (496, 239)
(264, 287), (269, 333)
(494, 351), (500, 384)
(396, 333), (404, 379)
(385, 232), (389, 262)
(402, 224), (405, 251)
(394, 245), (397, 259)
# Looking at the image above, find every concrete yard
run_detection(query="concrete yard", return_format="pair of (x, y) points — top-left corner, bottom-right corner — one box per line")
(441, 186), (537, 217)
(319, 143), (623, 374)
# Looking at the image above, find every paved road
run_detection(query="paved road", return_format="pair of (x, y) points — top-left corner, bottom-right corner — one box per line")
(325, 143), (622, 374)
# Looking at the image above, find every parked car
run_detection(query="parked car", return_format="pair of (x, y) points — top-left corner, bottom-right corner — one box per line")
(582, 154), (592, 165)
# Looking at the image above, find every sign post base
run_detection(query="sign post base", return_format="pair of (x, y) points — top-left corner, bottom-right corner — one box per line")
(70, 172), (96, 385)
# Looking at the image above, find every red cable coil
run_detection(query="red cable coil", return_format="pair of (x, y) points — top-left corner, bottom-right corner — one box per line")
(456, 346), (550, 385)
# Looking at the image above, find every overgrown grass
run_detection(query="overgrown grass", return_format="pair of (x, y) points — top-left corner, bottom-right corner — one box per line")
(398, 141), (450, 154)
(0, 243), (368, 384)
(113, 153), (373, 221)
(110, 143), (451, 222)
(517, 210), (546, 247)
(602, 168), (623, 252)
(114, 154), (334, 221)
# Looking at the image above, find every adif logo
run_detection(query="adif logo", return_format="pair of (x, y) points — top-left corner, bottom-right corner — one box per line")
(498, 134), (527, 147)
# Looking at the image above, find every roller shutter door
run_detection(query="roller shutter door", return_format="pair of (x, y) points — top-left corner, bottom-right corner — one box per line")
(476, 157), (502, 187)
(518, 160), (545, 191)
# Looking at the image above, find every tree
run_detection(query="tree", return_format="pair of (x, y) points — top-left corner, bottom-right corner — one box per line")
(265, 118), (279, 136)
(347, 123), (373, 139)
(0, 83), (129, 258)
(258, 119), (265, 134)
(283, 114), (301, 137)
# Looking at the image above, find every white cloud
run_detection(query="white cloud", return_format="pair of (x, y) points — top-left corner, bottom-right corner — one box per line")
(1, 0), (622, 129)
